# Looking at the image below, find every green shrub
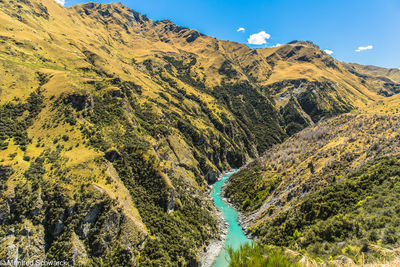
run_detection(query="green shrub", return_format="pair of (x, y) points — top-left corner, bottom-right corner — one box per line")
(248, 156), (400, 261)
(0, 89), (44, 150)
(228, 242), (300, 267)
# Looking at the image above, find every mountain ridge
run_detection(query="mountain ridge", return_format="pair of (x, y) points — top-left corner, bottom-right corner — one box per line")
(0, 0), (399, 265)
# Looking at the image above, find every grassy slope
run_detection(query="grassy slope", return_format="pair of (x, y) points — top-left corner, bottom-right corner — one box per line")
(344, 63), (400, 97)
(0, 0), (398, 265)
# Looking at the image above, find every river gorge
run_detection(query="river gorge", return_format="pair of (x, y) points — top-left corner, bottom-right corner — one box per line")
(210, 170), (251, 267)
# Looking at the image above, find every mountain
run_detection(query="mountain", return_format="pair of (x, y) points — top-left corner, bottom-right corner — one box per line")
(225, 95), (400, 264)
(343, 63), (400, 97)
(0, 0), (398, 265)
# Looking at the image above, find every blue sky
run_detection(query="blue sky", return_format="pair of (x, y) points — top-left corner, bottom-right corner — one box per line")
(64, 0), (400, 68)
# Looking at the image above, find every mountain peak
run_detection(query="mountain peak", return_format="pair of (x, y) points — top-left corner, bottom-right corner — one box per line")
(71, 1), (149, 25)
(287, 40), (320, 49)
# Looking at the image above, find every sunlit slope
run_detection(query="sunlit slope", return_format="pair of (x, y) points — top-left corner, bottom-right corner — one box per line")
(0, 0), (280, 264)
(226, 99), (400, 264)
(259, 42), (384, 109)
(0, 0), (399, 265)
(344, 62), (400, 96)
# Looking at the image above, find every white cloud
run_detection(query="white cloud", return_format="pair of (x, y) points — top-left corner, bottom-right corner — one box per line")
(54, 0), (65, 6)
(247, 31), (271, 45)
(274, 43), (282, 47)
(324, 49), (334, 55)
(237, 27), (245, 32)
(355, 45), (373, 52)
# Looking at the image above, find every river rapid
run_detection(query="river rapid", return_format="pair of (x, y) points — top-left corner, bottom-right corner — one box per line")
(210, 170), (250, 267)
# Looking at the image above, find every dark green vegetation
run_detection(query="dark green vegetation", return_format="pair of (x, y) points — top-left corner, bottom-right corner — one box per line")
(227, 242), (300, 267)
(225, 164), (281, 212)
(52, 80), (220, 265)
(226, 113), (400, 264)
(212, 82), (286, 153)
(252, 156), (400, 263)
(85, 88), (219, 264)
(0, 150), (144, 266)
(114, 148), (218, 265)
(0, 88), (44, 151)
(1, 0), (400, 265)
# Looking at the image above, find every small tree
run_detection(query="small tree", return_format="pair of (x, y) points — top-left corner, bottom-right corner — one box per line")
(308, 162), (315, 174)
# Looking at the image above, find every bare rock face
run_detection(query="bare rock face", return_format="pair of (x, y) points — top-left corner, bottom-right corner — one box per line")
(166, 188), (176, 212)
(32, 194), (43, 217)
(71, 233), (88, 265)
(79, 203), (103, 239)
(105, 149), (121, 162)
(204, 170), (218, 184)
(63, 93), (94, 111)
(1, 222), (46, 263)
(84, 204), (103, 224)
(53, 219), (64, 238)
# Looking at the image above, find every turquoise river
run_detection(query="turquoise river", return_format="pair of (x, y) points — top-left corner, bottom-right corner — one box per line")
(211, 170), (251, 267)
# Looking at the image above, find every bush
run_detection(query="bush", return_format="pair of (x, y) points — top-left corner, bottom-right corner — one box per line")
(247, 156), (400, 261)
(228, 242), (300, 267)
(0, 89), (44, 150)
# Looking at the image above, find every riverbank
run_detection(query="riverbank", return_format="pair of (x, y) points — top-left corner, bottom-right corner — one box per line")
(200, 170), (250, 267)
(199, 203), (228, 267)
(200, 171), (232, 267)
(220, 176), (254, 239)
